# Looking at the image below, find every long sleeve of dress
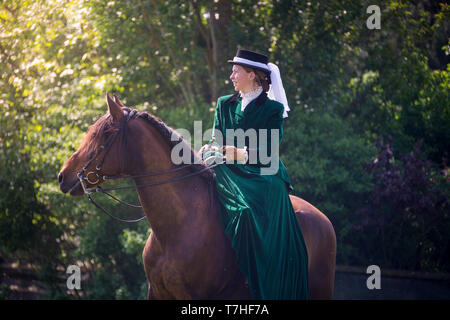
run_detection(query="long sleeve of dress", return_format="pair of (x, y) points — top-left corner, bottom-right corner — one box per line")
(247, 105), (284, 168)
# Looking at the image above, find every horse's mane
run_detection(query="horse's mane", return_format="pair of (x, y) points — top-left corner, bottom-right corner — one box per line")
(135, 109), (216, 182)
(82, 106), (216, 183)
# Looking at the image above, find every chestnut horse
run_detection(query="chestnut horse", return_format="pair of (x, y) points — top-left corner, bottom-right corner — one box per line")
(58, 93), (336, 299)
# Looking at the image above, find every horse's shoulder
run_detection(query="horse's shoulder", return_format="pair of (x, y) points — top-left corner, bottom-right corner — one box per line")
(289, 195), (334, 230)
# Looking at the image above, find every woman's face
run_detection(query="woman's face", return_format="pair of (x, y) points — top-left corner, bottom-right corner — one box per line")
(230, 64), (255, 93)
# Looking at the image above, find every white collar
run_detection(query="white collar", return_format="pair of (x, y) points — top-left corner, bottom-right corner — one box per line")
(240, 86), (263, 111)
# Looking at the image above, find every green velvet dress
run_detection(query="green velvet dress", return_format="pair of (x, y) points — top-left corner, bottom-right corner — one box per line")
(207, 92), (309, 300)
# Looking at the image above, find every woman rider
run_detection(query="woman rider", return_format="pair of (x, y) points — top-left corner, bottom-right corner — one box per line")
(199, 49), (309, 300)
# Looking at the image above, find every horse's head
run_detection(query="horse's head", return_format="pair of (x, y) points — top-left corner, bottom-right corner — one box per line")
(58, 93), (132, 196)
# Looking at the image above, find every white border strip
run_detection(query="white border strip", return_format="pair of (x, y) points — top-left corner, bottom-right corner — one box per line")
(232, 57), (270, 71)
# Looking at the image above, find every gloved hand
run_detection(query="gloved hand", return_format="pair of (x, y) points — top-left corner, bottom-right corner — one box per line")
(198, 144), (220, 160)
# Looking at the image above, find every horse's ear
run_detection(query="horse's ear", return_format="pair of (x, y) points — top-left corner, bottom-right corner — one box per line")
(113, 94), (125, 108)
(106, 92), (123, 123)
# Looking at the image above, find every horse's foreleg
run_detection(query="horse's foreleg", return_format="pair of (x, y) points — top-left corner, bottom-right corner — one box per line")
(147, 282), (157, 300)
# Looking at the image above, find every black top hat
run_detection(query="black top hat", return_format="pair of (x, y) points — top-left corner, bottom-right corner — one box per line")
(228, 49), (271, 74)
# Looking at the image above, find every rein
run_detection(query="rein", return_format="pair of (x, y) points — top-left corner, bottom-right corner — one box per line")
(76, 109), (224, 223)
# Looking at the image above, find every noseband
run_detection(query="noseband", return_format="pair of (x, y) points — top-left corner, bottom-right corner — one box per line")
(76, 109), (222, 223)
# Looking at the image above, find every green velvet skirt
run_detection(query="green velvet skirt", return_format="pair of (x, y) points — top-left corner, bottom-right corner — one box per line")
(211, 162), (309, 300)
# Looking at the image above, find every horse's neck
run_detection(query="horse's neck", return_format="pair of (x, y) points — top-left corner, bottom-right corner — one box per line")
(130, 120), (244, 294)
(131, 122), (214, 247)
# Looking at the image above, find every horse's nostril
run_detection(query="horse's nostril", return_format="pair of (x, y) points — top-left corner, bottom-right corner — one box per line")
(58, 172), (64, 184)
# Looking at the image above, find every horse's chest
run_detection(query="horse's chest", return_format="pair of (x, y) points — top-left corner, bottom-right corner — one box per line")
(147, 257), (195, 299)
(143, 238), (194, 299)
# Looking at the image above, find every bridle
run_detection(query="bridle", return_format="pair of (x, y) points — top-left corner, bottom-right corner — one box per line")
(73, 109), (223, 223)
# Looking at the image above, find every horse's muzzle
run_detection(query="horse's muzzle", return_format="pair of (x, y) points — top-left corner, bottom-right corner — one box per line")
(58, 171), (84, 196)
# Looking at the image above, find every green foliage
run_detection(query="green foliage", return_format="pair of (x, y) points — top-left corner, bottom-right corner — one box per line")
(0, 0), (448, 299)
(282, 108), (376, 263)
(73, 184), (150, 299)
(351, 138), (450, 271)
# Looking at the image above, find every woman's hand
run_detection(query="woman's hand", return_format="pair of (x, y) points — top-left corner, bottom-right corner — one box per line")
(222, 145), (248, 163)
(222, 145), (238, 158)
(222, 146), (236, 162)
(198, 144), (209, 155)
